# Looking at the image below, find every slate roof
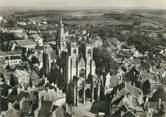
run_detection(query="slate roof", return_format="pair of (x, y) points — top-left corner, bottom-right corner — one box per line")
(38, 100), (53, 117)
(1, 83), (13, 96)
(112, 82), (143, 105)
(112, 98), (140, 117)
(112, 82), (142, 97)
(20, 100), (32, 116)
(112, 104), (129, 117)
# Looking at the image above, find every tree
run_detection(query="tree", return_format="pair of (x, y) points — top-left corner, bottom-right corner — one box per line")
(5, 19), (16, 28)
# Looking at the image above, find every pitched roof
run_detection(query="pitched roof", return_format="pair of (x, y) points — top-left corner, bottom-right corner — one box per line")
(51, 105), (59, 111)
(14, 39), (36, 48)
(149, 102), (159, 110)
(18, 91), (29, 100)
(112, 82), (143, 103)
(37, 79), (45, 87)
(50, 51), (58, 60)
(112, 98), (139, 117)
(0, 51), (22, 57)
(12, 70), (31, 84)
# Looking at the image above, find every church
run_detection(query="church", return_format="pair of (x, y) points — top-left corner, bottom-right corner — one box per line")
(43, 18), (101, 105)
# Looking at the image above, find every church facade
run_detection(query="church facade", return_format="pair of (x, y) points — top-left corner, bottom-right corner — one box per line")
(43, 18), (100, 105)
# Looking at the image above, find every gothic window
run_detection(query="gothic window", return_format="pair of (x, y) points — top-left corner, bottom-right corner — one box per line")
(88, 49), (91, 57)
(62, 42), (65, 47)
(73, 49), (77, 54)
(79, 69), (85, 78)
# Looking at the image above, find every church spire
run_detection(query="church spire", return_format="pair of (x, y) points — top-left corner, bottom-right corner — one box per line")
(56, 16), (67, 55)
(59, 16), (64, 29)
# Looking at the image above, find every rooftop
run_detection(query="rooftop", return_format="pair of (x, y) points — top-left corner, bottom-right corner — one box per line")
(14, 39), (36, 48)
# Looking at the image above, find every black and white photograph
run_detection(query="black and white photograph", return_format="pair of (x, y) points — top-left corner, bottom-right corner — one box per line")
(0, 0), (166, 117)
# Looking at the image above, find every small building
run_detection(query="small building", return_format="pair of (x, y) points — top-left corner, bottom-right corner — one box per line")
(111, 82), (144, 117)
(12, 39), (36, 51)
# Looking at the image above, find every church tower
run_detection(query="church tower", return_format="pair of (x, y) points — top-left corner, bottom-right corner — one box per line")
(56, 17), (67, 55)
(84, 44), (94, 78)
(63, 42), (79, 92)
(68, 42), (79, 82)
(43, 50), (50, 76)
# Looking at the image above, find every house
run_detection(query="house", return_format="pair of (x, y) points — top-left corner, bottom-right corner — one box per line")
(34, 99), (67, 117)
(111, 82), (144, 117)
(11, 70), (31, 86)
(0, 51), (22, 68)
(111, 93), (144, 117)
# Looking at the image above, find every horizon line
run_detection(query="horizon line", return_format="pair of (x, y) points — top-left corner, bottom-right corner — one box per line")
(1, 6), (166, 10)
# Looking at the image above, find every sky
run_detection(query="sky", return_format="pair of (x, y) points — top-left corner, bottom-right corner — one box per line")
(0, 0), (166, 9)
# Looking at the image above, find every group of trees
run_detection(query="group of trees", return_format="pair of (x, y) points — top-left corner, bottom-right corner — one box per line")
(0, 32), (17, 51)
(93, 47), (119, 76)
